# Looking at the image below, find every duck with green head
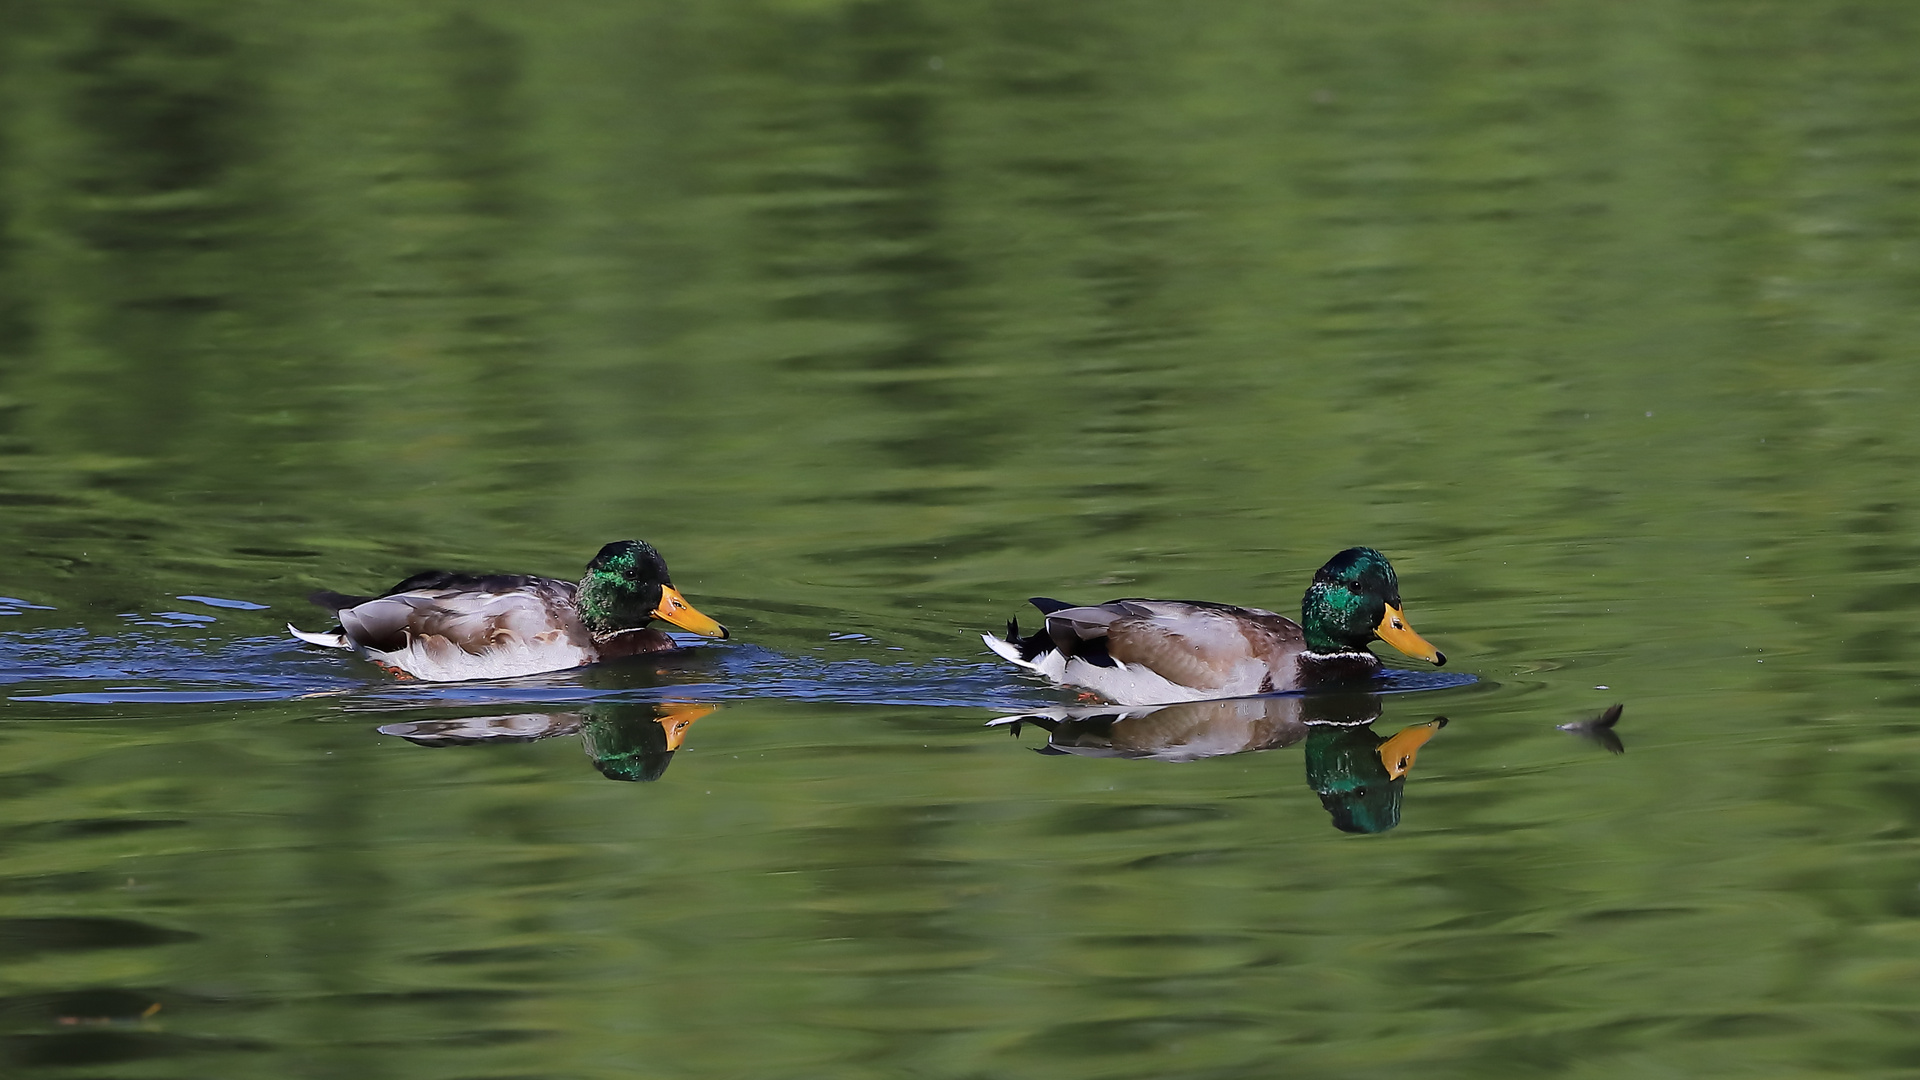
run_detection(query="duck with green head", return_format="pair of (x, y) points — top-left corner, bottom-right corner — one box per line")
(983, 547), (1444, 706)
(290, 540), (728, 681)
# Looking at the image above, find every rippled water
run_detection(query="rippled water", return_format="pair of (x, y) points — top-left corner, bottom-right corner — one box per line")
(4, 1), (1920, 1076)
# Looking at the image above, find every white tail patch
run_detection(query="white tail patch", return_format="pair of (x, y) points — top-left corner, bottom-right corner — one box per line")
(981, 633), (1030, 668)
(288, 624), (350, 649)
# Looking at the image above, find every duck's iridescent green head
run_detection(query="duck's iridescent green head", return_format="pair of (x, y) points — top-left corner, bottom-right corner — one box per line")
(1298, 547), (1443, 664)
(577, 540), (728, 640)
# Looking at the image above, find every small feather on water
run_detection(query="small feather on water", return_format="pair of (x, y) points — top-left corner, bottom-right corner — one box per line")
(1557, 703), (1625, 755)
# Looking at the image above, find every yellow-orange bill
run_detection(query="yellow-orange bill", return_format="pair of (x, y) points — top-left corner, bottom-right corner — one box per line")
(1375, 603), (1444, 665)
(1376, 718), (1447, 780)
(653, 585), (729, 638)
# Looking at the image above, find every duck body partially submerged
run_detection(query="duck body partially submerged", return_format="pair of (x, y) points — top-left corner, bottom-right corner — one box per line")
(983, 547), (1443, 706)
(289, 540), (727, 681)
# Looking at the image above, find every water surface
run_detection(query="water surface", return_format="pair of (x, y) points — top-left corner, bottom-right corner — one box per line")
(2, 1), (1919, 1076)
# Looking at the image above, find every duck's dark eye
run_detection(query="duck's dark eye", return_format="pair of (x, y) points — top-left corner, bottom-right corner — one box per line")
(1354, 786), (1368, 797)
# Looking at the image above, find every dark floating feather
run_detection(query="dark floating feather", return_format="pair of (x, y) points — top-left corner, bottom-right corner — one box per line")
(1558, 703), (1625, 755)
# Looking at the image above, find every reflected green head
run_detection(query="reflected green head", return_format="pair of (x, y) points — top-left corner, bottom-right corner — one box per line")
(577, 540), (671, 634)
(1299, 547), (1400, 653)
(1303, 723), (1403, 834)
(581, 710), (675, 782)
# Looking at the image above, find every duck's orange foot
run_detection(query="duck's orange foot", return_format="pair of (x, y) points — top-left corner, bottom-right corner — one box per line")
(1076, 691), (1102, 702)
(373, 661), (416, 680)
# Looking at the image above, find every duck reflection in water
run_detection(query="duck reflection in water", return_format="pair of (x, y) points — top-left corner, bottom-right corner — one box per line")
(990, 694), (1445, 834)
(377, 702), (715, 782)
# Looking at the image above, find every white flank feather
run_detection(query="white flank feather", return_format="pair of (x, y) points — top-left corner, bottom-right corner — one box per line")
(981, 633), (1026, 666)
(360, 635), (598, 682)
(980, 632), (1223, 706)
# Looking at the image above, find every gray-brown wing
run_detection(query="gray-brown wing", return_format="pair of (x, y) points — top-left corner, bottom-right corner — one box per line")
(1048, 600), (1301, 691)
(1039, 602), (1128, 649)
(338, 579), (585, 655)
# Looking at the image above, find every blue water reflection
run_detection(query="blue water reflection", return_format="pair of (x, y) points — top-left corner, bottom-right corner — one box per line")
(1, 629), (1476, 709)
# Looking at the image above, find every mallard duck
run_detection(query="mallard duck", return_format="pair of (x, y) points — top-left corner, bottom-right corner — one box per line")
(982, 547), (1443, 705)
(289, 540), (727, 681)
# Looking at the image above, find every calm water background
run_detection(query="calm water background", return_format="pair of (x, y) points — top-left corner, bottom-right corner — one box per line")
(2, 1), (1919, 1076)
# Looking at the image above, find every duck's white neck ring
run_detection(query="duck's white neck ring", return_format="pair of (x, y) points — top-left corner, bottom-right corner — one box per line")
(1299, 649), (1374, 661)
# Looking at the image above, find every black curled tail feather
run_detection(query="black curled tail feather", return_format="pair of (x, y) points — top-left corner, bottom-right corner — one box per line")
(1004, 616), (1060, 663)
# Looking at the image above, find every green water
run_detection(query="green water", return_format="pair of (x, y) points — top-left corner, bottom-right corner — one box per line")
(4, 0), (1920, 1075)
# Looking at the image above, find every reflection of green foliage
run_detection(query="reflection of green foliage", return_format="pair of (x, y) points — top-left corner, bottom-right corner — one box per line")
(0, 0), (1912, 687)
(1303, 724), (1403, 834)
